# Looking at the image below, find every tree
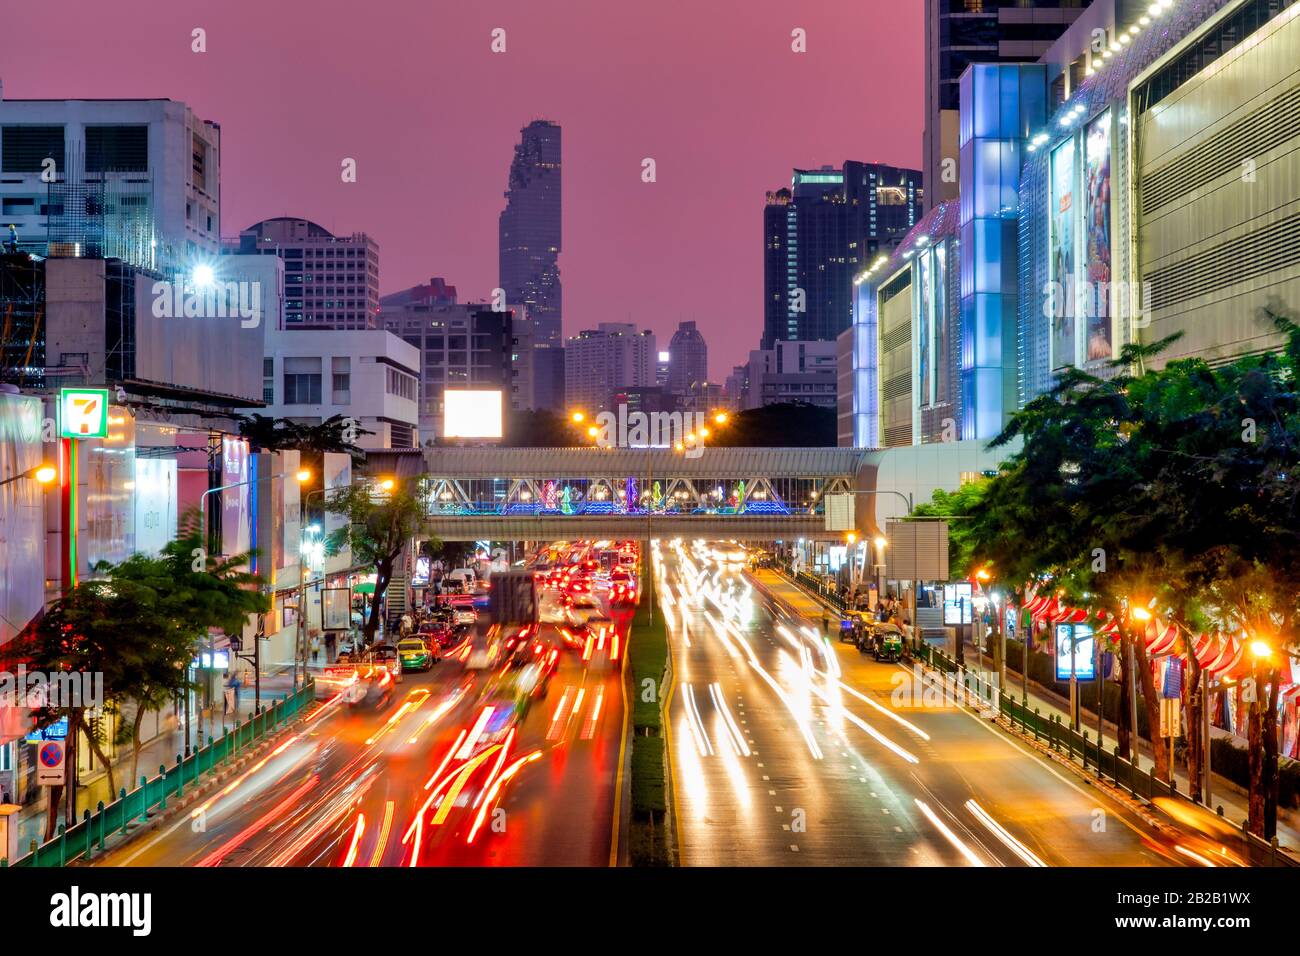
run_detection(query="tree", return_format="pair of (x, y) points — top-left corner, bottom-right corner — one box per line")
(14, 513), (268, 839)
(324, 479), (433, 644)
(710, 402), (836, 447)
(499, 408), (580, 447)
(238, 413), (370, 465)
(109, 511), (269, 778)
(909, 481), (989, 578)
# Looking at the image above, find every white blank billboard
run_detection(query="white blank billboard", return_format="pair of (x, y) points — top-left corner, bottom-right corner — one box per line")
(444, 389), (503, 439)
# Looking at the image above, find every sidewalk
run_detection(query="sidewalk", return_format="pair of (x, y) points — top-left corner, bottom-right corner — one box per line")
(967, 640), (1300, 852)
(12, 673), (302, 856)
(759, 564), (1299, 853)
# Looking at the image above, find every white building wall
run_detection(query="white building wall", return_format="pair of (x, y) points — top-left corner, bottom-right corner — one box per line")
(262, 328), (419, 449)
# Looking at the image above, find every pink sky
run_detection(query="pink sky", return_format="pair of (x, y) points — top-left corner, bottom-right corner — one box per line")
(0, 0), (923, 378)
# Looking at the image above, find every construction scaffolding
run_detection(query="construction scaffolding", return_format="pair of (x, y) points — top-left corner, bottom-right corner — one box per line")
(0, 251), (46, 389)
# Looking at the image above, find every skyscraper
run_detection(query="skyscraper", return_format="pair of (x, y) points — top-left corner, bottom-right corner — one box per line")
(923, 0), (1084, 206)
(666, 320), (708, 397)
(499, 120), (562, 345)
(762, 162), (922, 348)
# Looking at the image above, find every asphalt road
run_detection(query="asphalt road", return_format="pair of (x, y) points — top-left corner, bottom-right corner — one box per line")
(661, 541), (1186, 866)
(94, 618), (626, 868)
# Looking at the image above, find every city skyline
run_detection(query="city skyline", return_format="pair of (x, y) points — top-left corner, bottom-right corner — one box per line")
(0, 0), (924, 380)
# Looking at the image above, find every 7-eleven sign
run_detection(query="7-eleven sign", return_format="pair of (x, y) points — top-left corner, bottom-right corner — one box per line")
(59, 388), (111, 439)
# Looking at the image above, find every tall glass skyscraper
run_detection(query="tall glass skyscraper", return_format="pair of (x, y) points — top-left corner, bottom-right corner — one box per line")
(762, 162), (922, 349)
(499, 120), (562, 346)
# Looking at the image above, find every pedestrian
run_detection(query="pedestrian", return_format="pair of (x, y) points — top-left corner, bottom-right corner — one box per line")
(223, 670), (240, 716)
(325, 630), (337, 662)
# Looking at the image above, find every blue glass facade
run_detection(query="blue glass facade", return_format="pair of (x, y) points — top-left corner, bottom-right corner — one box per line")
(958, 63), (1045, 441)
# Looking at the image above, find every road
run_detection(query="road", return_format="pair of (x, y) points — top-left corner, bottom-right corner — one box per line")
(661, 540), (1197, 866)
(94, 617), (626, 868)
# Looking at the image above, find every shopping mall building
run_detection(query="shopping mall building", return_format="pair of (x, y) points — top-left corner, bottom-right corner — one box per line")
(846, 0), (1300, 450)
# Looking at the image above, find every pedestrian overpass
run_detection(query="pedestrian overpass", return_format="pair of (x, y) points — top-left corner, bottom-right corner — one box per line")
(414, 446), (890, 542)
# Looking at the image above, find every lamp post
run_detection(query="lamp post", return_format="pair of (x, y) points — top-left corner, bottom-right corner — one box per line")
(0, 462), (57, 489)
(295, 484), (331, 692)
(196, 469), (309, 730)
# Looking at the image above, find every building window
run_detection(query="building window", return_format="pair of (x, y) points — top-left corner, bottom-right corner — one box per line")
(263, 358), (274, 404)
(332, 356), (351, 404)
(283, 356), (322, 405)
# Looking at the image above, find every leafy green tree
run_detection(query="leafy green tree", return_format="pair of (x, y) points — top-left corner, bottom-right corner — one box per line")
(238, 413), (370, 465)
(909, 481), (989, 578)
(324, 479), (434, 644)
(16, 513), (268, 839)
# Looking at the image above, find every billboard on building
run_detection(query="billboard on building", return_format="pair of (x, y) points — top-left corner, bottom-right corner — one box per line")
(322, 451), (352, 565)
(1049, 139), (1077, 370)
(220, 436), (250, 557)
(79, 408), (136, 574)
(133, 458), (178, 556)
(0, 393), (46, 647)
(933, 244), (949, 406)
(444, 389), (504, 439)
(917, 250), (932, 409)
(1084, 111), (1113, 362)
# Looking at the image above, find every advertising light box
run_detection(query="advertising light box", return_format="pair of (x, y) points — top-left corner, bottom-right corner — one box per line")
(444, 389), (503, 439)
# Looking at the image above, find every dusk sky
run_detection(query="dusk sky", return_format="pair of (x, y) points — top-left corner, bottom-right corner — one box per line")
(0, 0), (924, 378)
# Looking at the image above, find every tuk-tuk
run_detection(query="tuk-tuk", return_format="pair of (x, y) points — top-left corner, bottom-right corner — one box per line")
(838, 611), (869, 644)
(862, 622), (904, 662)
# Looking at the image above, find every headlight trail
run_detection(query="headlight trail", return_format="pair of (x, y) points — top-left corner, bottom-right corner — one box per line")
(796, 655), (918, 763)
(915, 799), (985, 867)
(747, 659), (823, 760)
(681, 683), (715, 756)
(708, 682), (750, 757)
(964, 800), (1047, 867)
(816, 672), (931, 741)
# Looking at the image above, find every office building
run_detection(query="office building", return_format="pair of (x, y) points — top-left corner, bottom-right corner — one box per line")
(261, 327), (419, 449)
(564, 322), (656, 413)
(738, 340), (838, 410)
(0, 93), (220, 273)
(230, 218), (379, 330)
(379, 286), (515, 442)
(762, 162), (923, 348)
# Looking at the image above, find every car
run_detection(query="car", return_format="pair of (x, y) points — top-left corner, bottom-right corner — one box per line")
(397, 638), (435, 672)
(347, 669), (395, 710)
(565, 594), (605, 629)
(368, 644), (403, 682)
(419, 620), (456, 648)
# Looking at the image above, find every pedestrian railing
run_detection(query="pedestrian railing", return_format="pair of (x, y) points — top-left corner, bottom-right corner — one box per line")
(775, 562), (847, 613)
(3, 682), (315, 868)
(911, 643), (1297, 867)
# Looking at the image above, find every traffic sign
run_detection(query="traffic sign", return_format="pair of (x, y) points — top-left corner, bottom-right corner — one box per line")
(59, 387), (111, 439)
(24, 717), (68, 743)
(36, 739), (65, 786)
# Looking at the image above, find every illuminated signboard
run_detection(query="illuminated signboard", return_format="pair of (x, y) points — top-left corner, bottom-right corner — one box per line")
(1054, 623), (1096, 682)
(59, 388), (110, 439)
(942, 582), (973, 626)
(444, 389), (504, 439)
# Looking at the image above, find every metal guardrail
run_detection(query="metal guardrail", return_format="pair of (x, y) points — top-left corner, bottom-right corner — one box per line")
(4, 683), (315, 868)
(912, 643), (1297, 867)
(774, 561), (847, 613)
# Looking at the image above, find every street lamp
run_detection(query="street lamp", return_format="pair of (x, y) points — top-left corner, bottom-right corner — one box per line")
(0, 462), (58, 489)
